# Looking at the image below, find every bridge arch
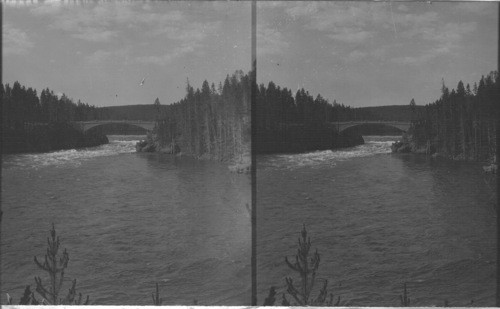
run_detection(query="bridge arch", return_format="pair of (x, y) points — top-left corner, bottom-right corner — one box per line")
(335, 121), (410, 133)
(74, 121), (156, 133)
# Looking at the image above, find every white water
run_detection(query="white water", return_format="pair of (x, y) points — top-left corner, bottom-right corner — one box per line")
(262, 136), (398, 170)
(2, 135), (144, 169)
(257, 136), (496, 306)
(1, 135), (251, 305)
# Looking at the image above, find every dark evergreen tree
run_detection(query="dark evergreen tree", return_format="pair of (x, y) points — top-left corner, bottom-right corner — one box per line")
(408, 71), (498, 161)
(1, 81), (108, 153)
(149, 71), (251, 161)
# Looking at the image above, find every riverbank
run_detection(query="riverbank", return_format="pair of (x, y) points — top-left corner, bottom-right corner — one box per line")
(255, 124), (365, 154)
(2, 123), (109, 154)
(1, 134), (251, 305)
(136, 131), (251, 173)
(136, 124), (363, 173)
(135, 132), (180, 154)
(391, 133), (497, 172)
(257, 135), (496, 306)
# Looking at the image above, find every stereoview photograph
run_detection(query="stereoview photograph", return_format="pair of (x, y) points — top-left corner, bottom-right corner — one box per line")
(256, 1), (497, 306)
(2, 1), (251, 305)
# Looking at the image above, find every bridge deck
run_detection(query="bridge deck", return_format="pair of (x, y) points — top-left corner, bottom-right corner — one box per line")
(333, 121), (411, 132)
(73, 120), (156, 132)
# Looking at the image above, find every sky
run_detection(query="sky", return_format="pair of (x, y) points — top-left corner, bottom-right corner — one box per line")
(3, 1), (251, 107)
(3, 1), (498, 109)
(257, 1), (498, 107)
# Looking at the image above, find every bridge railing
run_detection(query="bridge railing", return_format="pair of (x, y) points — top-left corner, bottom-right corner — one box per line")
(74, 120), (155, 123)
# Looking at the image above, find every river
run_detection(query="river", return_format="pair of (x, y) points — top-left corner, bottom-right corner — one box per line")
(1, 135), (251, 305)
(257, 136), (496, 306)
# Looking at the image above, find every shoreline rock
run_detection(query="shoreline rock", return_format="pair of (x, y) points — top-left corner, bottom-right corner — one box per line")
(228, 154), (251, 174)
(136, 132), (181, 154)
(136, 131), (251, 174)
(391, 132), (434, 155)
(392, 133), (497, 171)
(483, 164), (497, 174)
(390, 140), (411, 153)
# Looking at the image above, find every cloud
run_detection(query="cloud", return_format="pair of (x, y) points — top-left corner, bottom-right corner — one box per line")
(397, 4), (409, 12)
(454, 2), (493, 15)
(33, 2), (120, 42)
(391, 44), (452, 66)
(299, 3), (372, 32)
(257, 23), (289, 56)
(142, 2), (153, 11)
(73, 29), (117, 42)
(284, 3), (439, 42)
(257, 1), (288, 10)
(86, 50), (114, 64)
(329, 29), (372, 44)
(391, 55), (427, 66)
(29, 2), (187, 43)
(280, 2), (481, 66)
(27, 1), (220, 64)
(394, 20), (477, 65)
(86, 49), (130, 65)
(392, 11), (439, 28)
(345, 50), (368, 63)
(134, 10), (185, 29)
(284, 2), (378, 46)
(150, 20), (221, 42)
(285, 2), (319, 19)
(3, 23), (34, 55)
(136, 44), (198, 66)
(29, 1), (63, 15)
(137, 16), (221, 66)
(12, 1), (237, 69)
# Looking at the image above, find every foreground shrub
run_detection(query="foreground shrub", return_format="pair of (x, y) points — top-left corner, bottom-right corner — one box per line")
(265, 224), (340, 306)
(5, 224), (90, 305)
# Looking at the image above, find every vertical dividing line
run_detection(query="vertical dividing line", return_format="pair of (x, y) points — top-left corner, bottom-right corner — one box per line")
(497, 3), (500, 307)
(251, 0), (257, 306)
(0, 2), (3, 157)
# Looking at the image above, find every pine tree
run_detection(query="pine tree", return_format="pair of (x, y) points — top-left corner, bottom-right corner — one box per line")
(33, 224), (89, 305)
(281, 225), (340, 306)
(154, 98), (161, 121)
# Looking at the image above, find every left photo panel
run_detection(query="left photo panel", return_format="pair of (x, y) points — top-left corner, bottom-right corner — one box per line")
(1, 1), (252, 305)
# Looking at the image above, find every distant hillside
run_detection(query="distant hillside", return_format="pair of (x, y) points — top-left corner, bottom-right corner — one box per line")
(98, 104), (167, 121)
(98, 103), (424, 122)
(354, 105), (425, 122)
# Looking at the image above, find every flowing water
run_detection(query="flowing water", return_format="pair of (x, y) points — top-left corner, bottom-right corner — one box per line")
(2, 135), (497, 306)
(1, 135), (251, 305)
(257, 136), (497, 306)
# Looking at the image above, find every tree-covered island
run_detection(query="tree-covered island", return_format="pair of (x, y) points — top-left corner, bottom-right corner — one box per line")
(392, 71), (498, 168)
(137, 70), (369, 170)
(135, 70), (251, 173)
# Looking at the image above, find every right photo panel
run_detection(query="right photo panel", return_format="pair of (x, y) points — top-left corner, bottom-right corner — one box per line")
(255, 1), (498, 306)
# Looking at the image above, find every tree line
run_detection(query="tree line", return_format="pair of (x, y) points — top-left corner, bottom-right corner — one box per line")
(151, 70), (251, 162)
(255, 82), (365, 153)
(408, 71), (498, 161)
(1, 81), (109, 153)
(2, 81), (109, 129)
(256, 81), (360, 130)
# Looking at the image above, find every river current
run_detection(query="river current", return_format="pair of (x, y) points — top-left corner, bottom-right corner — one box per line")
(1, 135), (251, 305)
(1, 135), (496, 306)
(257, 136), (496, 306)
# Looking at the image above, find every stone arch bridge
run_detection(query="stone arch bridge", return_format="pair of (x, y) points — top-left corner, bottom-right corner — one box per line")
(73, 120), (410, 134)
(73, 120), (156, 132)
(334, 121), (411, 133)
